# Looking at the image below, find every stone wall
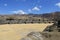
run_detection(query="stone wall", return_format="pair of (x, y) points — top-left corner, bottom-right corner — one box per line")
(0, 18), (53, 24)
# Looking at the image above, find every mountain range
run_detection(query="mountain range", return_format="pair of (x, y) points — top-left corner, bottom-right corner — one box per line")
(0, 11), (60, 21)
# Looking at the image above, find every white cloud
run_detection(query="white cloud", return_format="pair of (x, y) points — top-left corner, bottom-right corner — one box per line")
(23, 0), (26, 1)
(39, 6), (42, 8)
(56, 2), (60, 7)
(4, 3), (7, 6)
(12, 10), (26, 14)
(28, 9), (32, 12)
(21, 0), (26, 2)
(16, 0), (19, 1)
(28, 6), (41, 13)
(16, 0), (26, 2)
(32, 6), (40, 11)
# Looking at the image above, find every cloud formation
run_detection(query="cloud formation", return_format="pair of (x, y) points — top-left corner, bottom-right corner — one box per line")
(28, 6), (41, 13)
(28, 9), (32, 12)
(4, 3), (7, 6)
(32, 6), (40, 11)
(12, 10), (26, 14)
(56, 2), (60, 7)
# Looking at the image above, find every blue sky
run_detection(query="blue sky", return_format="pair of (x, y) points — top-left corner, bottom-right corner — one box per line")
(0, 0), (60, 14)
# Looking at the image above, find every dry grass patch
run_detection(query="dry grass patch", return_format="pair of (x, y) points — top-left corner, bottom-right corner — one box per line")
(0, 23), (53, 40)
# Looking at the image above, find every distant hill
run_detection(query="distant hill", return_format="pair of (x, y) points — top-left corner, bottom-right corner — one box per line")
(0, 11), (60, 24)
(0, 11), (60, 20)
(40, 12), (60, 21)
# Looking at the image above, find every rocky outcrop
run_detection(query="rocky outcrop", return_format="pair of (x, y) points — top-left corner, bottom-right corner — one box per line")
(21, 32), (44, 40)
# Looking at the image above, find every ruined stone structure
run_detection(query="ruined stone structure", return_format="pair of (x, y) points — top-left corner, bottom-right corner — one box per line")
(21, 32), (44, 40)
(43, 20), (60, 32)
(0, 17), (53, 24)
